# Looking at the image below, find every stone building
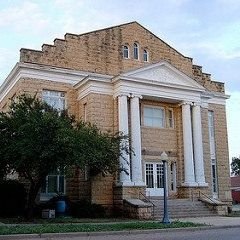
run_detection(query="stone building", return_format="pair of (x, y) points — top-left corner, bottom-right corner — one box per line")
(0, 22), (231, 216)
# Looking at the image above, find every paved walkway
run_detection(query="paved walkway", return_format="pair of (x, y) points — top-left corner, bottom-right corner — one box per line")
(175, 216), (240, 227)
(1, 216), (240, 239)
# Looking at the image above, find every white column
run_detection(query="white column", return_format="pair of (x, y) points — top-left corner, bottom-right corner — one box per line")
(118, 95), (132, 185)
(130, 95), (145, 186)
(192, 103), (207, 186)
(182, 102), (197, 186)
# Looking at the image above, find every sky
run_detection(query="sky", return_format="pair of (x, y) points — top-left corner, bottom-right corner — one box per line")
(0, 0), (239, 161)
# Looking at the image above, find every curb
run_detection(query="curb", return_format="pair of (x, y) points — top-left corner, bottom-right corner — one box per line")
(1, 225), (240, 239)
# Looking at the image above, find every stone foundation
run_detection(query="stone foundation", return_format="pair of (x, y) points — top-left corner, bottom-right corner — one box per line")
(123, 199), (153, 219)
(113, 185), (146, 217)
(178, 186), (209, 200)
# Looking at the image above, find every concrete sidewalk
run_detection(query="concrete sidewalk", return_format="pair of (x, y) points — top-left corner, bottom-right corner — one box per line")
(175, 216), (240, 227)
(1, 216), (240, 239)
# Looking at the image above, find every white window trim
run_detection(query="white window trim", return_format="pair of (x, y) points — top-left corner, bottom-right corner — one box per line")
(40, 172), (66, 201)
(170, 162), (177, 192)
(133, 42), (139, 60)
(42, 89), (66, 111)
(123, 45), (130, 59)
(166, 108), (174, 129)
(143, 49), (149, 62)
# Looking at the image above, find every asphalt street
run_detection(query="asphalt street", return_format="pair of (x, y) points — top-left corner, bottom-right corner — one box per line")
(2, 227), (240, 240)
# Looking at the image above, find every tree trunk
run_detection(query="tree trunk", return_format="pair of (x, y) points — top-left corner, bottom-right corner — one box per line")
(25, 181), (42, 220)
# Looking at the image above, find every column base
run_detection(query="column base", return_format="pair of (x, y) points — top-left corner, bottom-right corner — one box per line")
(181, 182), (198, 187)
(132, 181), (146, 187)
(197, 182), (208, 187)
(115, 181), (135, 187)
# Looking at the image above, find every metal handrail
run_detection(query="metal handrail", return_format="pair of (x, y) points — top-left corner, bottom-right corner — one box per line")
(139, 192), (156, 218)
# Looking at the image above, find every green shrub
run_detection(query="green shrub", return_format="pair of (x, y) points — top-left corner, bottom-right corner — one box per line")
(0, 180), (26, 217)
(35, 195), (71, 217)
(70, 199), (105, 218)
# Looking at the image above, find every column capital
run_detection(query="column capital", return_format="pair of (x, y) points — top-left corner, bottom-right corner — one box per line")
(130, 93), (143, 99)
(181, 101), (193, 106)
(113, 93), (131, 99)
(192, 102), (201, 107)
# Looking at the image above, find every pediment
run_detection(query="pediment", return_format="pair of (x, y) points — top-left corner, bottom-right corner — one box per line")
(121, 61), (205, 90)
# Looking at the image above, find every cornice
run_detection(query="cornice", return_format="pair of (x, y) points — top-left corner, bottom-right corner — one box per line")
(0, 62), (229, 106)
(0, 62), (112, 102)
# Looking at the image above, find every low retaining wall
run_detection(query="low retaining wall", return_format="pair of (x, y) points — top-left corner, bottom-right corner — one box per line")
(123, 199), (153, 219)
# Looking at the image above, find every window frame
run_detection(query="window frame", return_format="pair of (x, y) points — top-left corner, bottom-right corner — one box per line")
(166, 108), (174, 128)
(41, 90), (66, 201)
(143, 49), (149, 62)
(123, 45), (129, 59)
(42, 90), (66, 111)
(143, 105), (165, 128)
(40, 168), (66, 201)
(133, 42), (139, 60)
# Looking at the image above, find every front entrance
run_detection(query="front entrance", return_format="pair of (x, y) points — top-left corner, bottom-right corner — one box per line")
(145, 163), (164, 196)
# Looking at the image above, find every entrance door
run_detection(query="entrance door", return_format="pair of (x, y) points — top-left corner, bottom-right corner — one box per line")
(145, 163), (164, 196)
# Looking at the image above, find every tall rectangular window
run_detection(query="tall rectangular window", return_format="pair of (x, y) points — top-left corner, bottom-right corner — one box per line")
(208, 111), (218, 197)
(42, 90), (65, 111)
(133, 43), (139, 60)
(123, 45), (129, 59)
(167, 109), (174, 128)
(208, 111), (216, 158)
(41, 90), (66, 200)
(143, 49), (149, 62)
(146, 164), (154, 188)
(143, 106), (164, 128)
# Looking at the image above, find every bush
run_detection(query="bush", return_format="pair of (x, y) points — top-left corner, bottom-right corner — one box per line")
(70, 199), (105, 218)
(35, 195), (71, 217)
(0, 180), (26, 217)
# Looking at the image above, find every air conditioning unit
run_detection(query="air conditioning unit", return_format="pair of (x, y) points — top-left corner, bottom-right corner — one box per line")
(42, 209), (55, 219)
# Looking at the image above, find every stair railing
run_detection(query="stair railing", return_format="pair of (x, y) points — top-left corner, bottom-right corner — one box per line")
(139, 192), (156, 218)
(199, 191), (217, 205)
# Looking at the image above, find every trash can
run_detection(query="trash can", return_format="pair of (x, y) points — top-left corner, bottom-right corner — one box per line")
(56, 200), (66, 215)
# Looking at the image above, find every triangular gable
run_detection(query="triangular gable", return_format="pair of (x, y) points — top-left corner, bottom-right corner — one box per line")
(121, 61), (205, 90)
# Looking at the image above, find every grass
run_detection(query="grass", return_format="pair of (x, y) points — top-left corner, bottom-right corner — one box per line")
(0, 221), (204, 235)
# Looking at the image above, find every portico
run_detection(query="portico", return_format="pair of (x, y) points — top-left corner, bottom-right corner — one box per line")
(114, 61), (208, 195)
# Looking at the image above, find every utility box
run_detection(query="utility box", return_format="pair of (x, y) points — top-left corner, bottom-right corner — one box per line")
(42, 209), (55, 219)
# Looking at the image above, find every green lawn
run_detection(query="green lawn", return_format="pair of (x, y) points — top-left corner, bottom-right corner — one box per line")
(0, 221), (204, 235)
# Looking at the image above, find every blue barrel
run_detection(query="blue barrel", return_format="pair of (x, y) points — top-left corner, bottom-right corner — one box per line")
(56, 200), (66, 215)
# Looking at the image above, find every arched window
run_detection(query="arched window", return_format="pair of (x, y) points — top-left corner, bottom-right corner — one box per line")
(123, 45), (129, 59)
(143, 49), (149, 62)
(133, 42), (139, 60)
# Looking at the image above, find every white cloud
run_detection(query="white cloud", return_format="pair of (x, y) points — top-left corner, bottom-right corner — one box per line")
(0, 1), (49, 34)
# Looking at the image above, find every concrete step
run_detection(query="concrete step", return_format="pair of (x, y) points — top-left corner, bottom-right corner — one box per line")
(148, 198), (217, 219)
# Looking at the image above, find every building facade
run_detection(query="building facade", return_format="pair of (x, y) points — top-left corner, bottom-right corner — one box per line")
(0, 22), (231, 212)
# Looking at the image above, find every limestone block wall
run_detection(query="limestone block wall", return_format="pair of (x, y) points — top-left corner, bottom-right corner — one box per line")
(91, 174), (114, 207)
(192, 65), (225, 92)
(201, 107), (212, 196)
(76, 93), (117, 205)
(66, 167), (91, 201)
(140, 100), (178, 154)
(20, 22), (193, 78)
(19, 22), (224, 93)
(209, 103), (231, 202)
(0, 78), (77, 117)
(77, 93), (114, 133)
